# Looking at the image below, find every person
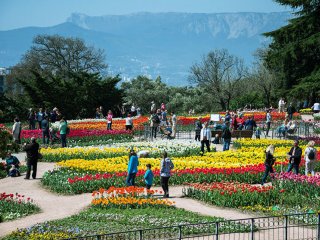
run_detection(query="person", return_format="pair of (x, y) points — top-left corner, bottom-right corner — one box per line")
(126, 149), (139, 186)
(131, 104), (136, 116)
(23, 137), (40, 179)
(244, 116), (257, 130)
(231, 114), (238, 130)
(95, 108), (101, 119)
(222, 121), (232, 151)
(144, 164), (154, 190)
(286, 103), (296, 120)
(27, 108), (36, 130)
(150, 110), (160, 139)
(265, 110), (272, 137)
(304, 141), (317, 176)
(136, 107), (141, 116)
(286, 140), (302, 174)
(36, 108), (44, 129)
(50, 107), (58, 123)
(170, 112), (177, 138)
(212, 134), (220, 144)
(12, 118), (21, 144)
(261, 145), (276, 185)
(160, 151), (174, 198)
(99, 106), (104, 118)
(150, 101), (156, 113)
(41, 115), (50, 145)
(195, 117), (202, 141)
(224, 110), (231, 123)
(200, 122), (211, 154)
(161, 102), (166, 111)
(125, 114), (133, 130)
(278, 98), (286, 113)
(59, 117), (68, 148)
(311, 102), (320, 113)
(5, 151), (20, 177)
(255, 127), (261, 139)
(106, 110), (113, 130)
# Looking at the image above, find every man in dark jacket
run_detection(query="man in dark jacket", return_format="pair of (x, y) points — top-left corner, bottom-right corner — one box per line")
(286, 140), (302, 174)
(23, 137), (40, 179)
(41, 116), (50, 145)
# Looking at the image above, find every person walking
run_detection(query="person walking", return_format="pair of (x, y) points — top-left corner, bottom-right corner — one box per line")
(222, 121), (232, 151)
(195, 117), (202, 141)
(278, 98), (286, 113)
(59, 117), (68, 148)
(12, 117), (21, 144)
(261, 145), (276, 185)
(265, 110), (272, 137)
(286, 140), (302, 174)
(126, 149), (139, 186)
(36, 108), (44, 130)
(304, 141), (317, 176)
(200, 122), (211, 154)
(160, 151), (174, 198)
(27, 108), (36, 130)
(286, 103), (296, 120)
(23, 137), (40, 179)
(41, 115), (50, 145)
(171, 112), (177, 138)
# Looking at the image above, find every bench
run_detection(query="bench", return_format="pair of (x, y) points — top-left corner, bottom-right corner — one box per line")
(211, 130), (253, 139)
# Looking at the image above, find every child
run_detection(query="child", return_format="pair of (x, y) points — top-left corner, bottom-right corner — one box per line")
(255, 127), (261, 139)
(212, 134), (220, 144)
(144, 164), (154, 189)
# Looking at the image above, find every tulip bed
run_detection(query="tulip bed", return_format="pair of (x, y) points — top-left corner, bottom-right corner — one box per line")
(20, 129), (133, 146)
(41, 139), (311, 194)
(39, 141), (201, 162)
(0, 192), (40, 222)
(91, 186), (174, 209)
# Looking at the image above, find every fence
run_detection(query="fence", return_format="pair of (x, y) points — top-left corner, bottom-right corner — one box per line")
(140, 121), (319, 141)
(64, 213), (320, 240)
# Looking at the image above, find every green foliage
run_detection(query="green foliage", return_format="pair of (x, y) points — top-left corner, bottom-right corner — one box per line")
(264, 1), (320, 100)
(8, 34), (122, 119)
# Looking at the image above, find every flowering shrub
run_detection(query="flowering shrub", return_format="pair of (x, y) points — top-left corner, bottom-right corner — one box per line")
(0, 192), (40, 221)
(91, 186), (174, 209)
(299, 108), (313, 114)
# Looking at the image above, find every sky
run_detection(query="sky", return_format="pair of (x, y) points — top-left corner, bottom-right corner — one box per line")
(0, 0), (289, 31)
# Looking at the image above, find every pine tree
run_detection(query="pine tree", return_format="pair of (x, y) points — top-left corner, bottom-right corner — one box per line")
(264, 0), (320, 101)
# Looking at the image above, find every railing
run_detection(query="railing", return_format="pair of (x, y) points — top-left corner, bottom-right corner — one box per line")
(141, 121), (319, 141)
(64, 213), (319, 240)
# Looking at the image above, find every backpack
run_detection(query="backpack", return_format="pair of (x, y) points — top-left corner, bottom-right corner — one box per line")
(308, 148), (315, 160)
(222, 127), (231, 139)
(152, 114), (160, 124)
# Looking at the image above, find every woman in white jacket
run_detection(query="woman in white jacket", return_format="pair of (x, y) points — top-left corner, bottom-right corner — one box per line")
(200, 122), (212, 154)
(305, 141), (317, 176)
(12, 118), (21, 144)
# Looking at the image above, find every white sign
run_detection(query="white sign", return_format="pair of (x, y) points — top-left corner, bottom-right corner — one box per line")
(210, 114), (220, 122)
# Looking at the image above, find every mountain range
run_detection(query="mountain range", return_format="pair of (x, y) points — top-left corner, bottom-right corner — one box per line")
(0, 12), (292, 85)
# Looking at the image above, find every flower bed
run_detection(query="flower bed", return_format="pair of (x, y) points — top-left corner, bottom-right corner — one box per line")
(91, 186), (174, 209)
(0, 192), (40, 222)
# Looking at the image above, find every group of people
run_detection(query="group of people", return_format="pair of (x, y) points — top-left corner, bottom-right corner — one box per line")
(261, 140), (318, 185)
(149, 102), (177, 139)
(126, 149), (174, 198)
(4, 137), (40, 179)
(13, 107), (69, 147)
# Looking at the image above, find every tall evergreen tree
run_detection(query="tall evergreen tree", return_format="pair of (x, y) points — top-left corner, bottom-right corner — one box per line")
(264, 0), (320, 101)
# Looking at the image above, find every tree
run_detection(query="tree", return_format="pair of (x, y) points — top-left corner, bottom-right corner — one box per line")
(264, 0), (320, 102)
(7, 34), (121, 119)
(189, 49), (247, 110)
(24, 34), (107, 76)
(121, 76), (169, 114)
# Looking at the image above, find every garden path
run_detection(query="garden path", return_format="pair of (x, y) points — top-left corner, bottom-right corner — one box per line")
(0, 147), (258, 238)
